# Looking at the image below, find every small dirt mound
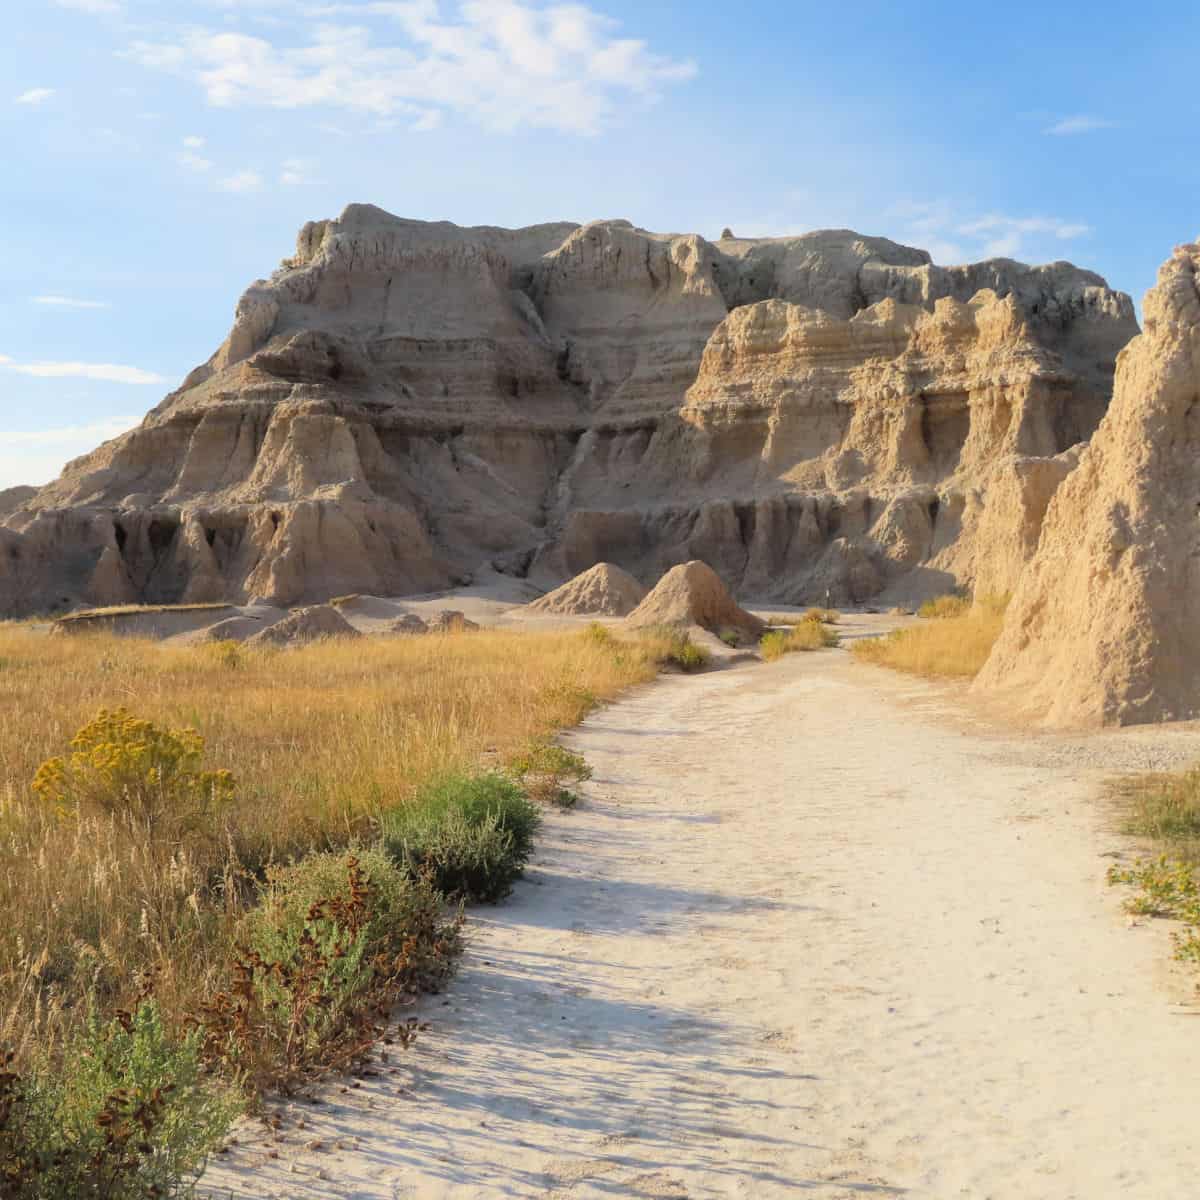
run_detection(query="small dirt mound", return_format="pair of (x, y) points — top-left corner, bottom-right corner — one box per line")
(248, 604), (361, 647)
(428, 610), (479, 634)
(528, 563), (647, 617)
(625, 561), (765, 639)
(387, 614), (429, 635)
(197, 616), (272, 643)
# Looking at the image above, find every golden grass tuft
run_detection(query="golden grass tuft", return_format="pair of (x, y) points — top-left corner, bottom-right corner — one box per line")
(916, 594), (970, 620)
(761, 621), (840, 662)
(0, 625), (665, 1068)
(852, 593), (1008, 679)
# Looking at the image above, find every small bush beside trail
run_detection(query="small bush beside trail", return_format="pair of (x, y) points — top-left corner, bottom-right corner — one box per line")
(381, 773), (541, 903)
(0, 1001), (241, 1200)
(506, 739), (592, 807)
(196, 849), (460, 1090)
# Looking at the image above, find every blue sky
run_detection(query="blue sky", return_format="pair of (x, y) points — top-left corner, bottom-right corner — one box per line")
(2, 0), (1197, 489)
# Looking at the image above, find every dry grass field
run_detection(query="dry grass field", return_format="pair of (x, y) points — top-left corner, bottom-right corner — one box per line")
(0, 623), (680, 1192)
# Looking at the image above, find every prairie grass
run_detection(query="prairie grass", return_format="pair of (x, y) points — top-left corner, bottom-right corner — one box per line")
(0, 625), (666, 1070)
(851, 593), (1008, 679)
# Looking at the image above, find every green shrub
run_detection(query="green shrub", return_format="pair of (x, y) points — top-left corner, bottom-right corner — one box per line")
(196, 849), (460, 1089)
(0, 1001), (240, 1199)
(381, 773), (541, 903)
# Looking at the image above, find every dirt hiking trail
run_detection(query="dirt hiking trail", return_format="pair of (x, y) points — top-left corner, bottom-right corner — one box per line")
(204, 629), (1200, 1198)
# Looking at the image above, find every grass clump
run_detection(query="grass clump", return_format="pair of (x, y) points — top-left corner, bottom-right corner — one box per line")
(852, 593), (1008, 679)
(917, 593), (970, 620)
(636, 628), (711, 673)
(506, 739), (592, 807)
(1112, 768), (1200, 856)
(1, 1001), (241, 1199)
(381, 773), (541, 903)
(760, 621), (840, 662)
(804, 607), (839, 625)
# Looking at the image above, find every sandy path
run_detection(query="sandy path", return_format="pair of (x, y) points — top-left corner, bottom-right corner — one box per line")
(203, 640), (1200, 1199)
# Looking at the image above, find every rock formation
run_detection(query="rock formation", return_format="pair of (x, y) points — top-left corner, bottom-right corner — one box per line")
(0, 205), (1139, 618)
(248, 604), (360, 646)
(626, 560), (766, 640)
(527, 562), (646, 616)
(975, 240), (1200, 727)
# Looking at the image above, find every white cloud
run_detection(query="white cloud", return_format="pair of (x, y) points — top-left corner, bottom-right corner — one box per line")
(126, 3), (697, 135)
(182, 134), (207, 147)
(0, 416), (140, 490)
(33, 295), (111, 311)
(15, 88), (56, 106)
(279, 156), (318, 185)
(217, 168), (264, 193)
(1044, 115), (1118, 136)
(0, 356), (166, 384)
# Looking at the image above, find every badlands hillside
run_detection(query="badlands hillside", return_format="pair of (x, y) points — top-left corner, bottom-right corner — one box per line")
(0, 204), (1139, 620)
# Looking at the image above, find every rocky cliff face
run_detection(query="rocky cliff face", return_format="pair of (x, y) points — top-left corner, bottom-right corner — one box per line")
(0, 204), (1138, 616)
(974, 240), (1200, 727)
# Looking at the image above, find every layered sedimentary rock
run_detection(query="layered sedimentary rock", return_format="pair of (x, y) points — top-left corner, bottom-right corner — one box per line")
(975, 241), (1200, 727)
(0, 205), (1138, 617)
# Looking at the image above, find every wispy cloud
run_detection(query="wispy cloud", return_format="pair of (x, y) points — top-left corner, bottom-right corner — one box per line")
(15, 88), (55, 106)
(33, 295), (111, 310)
(1044, 115), (1118, 136)
(217, 168), (264, 193)
(182, 134), (206, 148)
(890, 201), (1091, 264)
(0, 416), (140, 490)
(126, 3), (697, 135)
(0, 355), (166, 384)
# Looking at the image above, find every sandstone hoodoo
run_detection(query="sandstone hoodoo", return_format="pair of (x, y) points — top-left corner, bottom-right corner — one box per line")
(975, 239), (1200, 728)
(527, 562), (647, 617)
(626, 560), (766, 640)
(0, 205), (1139, 619)
(247, 603), (360, 647)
